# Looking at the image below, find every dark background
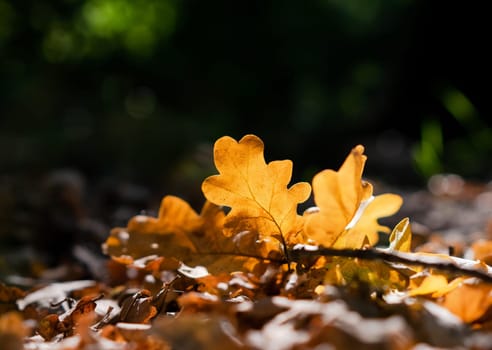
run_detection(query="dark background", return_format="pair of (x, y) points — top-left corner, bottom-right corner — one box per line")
(1, 0), (491, 187)
(0, 0), (491, 274)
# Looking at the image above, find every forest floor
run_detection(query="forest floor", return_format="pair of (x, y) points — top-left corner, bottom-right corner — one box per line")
(1, 167), (492, 350)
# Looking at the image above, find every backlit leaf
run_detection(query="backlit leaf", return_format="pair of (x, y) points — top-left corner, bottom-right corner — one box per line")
(407, 274), (449, 297)
(334, 194), (403, 248)
(431, 277), (465, 298)
(304, 145), (402, 248)
(202, 134), (311, 246)
(388, 217), (412, 252)
(303, 145), (370, 246)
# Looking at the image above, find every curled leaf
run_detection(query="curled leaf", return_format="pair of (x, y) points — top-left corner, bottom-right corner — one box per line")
(388, 217), (412, 252)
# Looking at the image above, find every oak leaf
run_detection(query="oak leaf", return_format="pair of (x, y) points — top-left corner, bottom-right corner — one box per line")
(201, 134), (311, 247)
(333, 193), (403, 248)
(103, 195), (200, 260)
(104, 195), (280, 274)
(304, 145), (402, 248)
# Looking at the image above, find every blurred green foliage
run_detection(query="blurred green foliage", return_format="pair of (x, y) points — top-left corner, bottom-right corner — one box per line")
(0, 0), (491, 190)
(412, 119), (443, 178)
(41, 0), (177, 61)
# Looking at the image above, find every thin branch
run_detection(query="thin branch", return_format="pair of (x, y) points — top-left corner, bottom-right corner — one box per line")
(289, 246), (492, 283)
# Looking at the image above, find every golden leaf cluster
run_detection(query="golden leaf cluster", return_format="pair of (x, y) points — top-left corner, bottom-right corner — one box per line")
(105, 134), (403, 268)
(101, 134), (492, 327)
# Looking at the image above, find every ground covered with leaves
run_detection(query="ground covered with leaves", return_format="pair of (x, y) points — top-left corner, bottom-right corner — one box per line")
(2, 134), (492, 349)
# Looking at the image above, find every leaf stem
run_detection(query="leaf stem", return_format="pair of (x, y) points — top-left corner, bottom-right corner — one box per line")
(277, 232), (292, 272)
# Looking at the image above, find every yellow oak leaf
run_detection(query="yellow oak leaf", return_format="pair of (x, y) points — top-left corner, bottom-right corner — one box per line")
(201, 134), (311, 246)
(303, 145), (371, 246)
(303, 145), (402, 248)
(333, 194), (403, 248)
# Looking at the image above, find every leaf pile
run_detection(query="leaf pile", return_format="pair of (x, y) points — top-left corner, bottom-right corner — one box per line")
(3, 134), (492, 349)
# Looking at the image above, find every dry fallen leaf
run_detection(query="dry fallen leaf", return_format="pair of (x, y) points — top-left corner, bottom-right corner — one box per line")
(407, 274), (449, 297)
(440, 278), (492, 323)
(471, 239), (492, 265)
(303, 145), (370, 246)
(333, 193), (403, 248)
(103, 195), (279, 274)
(202, 135), (311, 250)
(388, 217), (413, 252)
(304, 144), (402, 248)
(103, 195), (200, 259)
(0, 311), (29, 349)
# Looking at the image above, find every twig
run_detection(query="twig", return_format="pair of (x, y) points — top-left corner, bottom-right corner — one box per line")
(289, 246), (492, 283)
